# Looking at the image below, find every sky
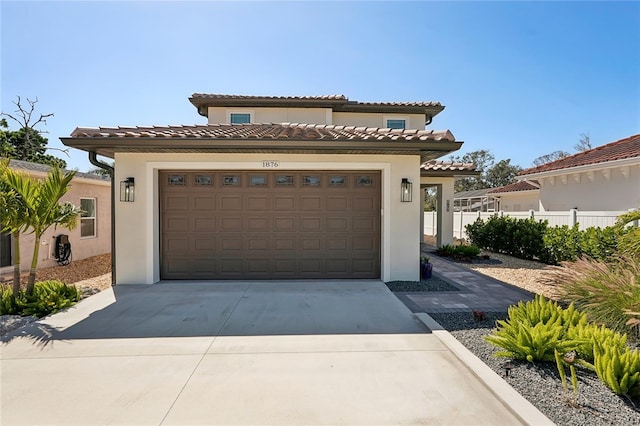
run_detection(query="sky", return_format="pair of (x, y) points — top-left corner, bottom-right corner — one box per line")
(2, 0), (639, 172)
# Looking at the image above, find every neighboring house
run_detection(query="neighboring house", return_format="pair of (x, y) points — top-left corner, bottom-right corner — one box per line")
(487, 180), (540, 212)
(453, 188), (499, 212)
(61, 94), (467, 284)
(518, 134), (640, 211)
(0, 159), (111, 277)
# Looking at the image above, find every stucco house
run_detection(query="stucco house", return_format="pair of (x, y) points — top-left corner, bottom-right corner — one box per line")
(0, 159), (111, 278)
(517, 134), (640, 211)
(486, 180), (540, 212)
(61, 94), (467, 284)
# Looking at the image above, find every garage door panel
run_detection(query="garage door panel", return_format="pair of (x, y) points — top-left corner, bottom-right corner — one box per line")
(161, 171), (380, 280)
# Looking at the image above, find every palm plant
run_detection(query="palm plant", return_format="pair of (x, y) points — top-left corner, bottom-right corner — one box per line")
(2, 165), (80, 294)
(0, 159), (29, 293)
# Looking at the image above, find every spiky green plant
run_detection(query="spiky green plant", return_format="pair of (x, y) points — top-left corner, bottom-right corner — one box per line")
(593, 335), (640, 401)
(485, 295), (591, 362)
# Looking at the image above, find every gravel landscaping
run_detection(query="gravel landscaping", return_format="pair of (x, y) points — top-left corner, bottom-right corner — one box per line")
(429, 312), (640, 426)
(385, 275), (460, 292)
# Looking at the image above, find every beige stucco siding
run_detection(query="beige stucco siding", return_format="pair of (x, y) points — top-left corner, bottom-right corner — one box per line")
(114, 152), (422, 285)
(536, 164), (640, 211)
(206, 107), (427, 130)
(1, 177), (111, 274)
(207, 107), (332, 125)
(333, 112), (426, 130)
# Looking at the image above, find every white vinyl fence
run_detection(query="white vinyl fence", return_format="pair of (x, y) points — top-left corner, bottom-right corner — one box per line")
(424, 210), (632, 240)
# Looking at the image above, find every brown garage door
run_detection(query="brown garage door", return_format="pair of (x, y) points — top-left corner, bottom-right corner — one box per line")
(160, 171), (381, 280)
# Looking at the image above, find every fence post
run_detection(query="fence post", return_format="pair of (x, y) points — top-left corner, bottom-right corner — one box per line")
(570, 208), (578, 227)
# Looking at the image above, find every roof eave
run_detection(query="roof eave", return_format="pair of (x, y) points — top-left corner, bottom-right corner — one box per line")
(518, 156), (640, 180)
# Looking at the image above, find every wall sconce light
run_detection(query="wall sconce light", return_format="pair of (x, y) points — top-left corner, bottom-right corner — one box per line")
(120, 177), (135, 202)
(401, 178), (412, 202)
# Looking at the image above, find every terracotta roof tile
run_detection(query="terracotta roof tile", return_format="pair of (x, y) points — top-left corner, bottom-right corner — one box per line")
(71, 123), (456, 142)
(190, 93), (442, 108)
(420, 160), (476, 171)
(8, 159), (109, 181)
(488, 180), (539, 194)
(519, 134), (640, 176)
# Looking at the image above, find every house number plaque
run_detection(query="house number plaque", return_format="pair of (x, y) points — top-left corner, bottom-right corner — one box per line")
(261, 160), (280, 168)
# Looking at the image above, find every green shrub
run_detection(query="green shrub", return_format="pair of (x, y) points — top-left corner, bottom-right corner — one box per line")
(436, 244), (457, 257)
(455, 244), (480, 258)
(485, 295), (590, 362)
(539, 224), (582, 265)
(593, 335), (640, 401)
(1, 284), (18, 315)
(465, 215), (547, 260)
(2, 280), (80, 318)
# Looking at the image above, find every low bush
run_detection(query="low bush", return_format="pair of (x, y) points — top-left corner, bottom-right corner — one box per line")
(436, 243), (481, 260)
(466, 215), (547, 260)
(0, 280), (80, 317)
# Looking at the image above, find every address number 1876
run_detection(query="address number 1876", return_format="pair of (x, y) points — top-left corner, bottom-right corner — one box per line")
(261, 161), (280, 168)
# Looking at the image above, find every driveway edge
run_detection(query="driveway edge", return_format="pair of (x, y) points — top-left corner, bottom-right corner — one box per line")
(415, 313), (555, 426)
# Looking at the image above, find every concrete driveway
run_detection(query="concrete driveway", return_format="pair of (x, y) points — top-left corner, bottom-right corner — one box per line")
(1, 281), (545, 425)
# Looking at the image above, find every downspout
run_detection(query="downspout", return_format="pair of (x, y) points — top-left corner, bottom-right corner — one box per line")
(425, 115), (433, 127)
(88, 152), (116, 286)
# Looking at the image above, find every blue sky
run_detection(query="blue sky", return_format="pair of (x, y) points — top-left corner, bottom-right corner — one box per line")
(2, 1), (639, 172)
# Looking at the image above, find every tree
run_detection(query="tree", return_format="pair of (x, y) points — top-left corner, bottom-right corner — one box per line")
(574, 133), (592, 152)
(449, 150), (495, 192)
(0, 159), (29, 293)
(2, 165), (80, 293)
(532, 150), (570, 167)
(485, 159), (522, 188)
(88, 160), (114, 177)
(0, 96), (67, 168)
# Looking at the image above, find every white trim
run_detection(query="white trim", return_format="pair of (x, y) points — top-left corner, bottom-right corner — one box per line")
(145, 160), (393, 284)
(80, 197), (97, 239)
(227, 110), (254, 124)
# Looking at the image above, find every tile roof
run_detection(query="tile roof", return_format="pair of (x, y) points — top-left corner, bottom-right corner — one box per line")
(420, 160), (476, 171)
(189, 93), (443, 109)
(488, 180), (539, 194)
(8, 159), (110, 181)
(71, 123), (456, 142)
(519, 134), (640, 176)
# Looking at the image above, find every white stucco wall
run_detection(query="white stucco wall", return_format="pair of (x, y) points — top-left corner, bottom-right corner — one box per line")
(0, 176), (111, 275)
(496, 191), (540, 211)
(113, 152), (422, 285)
(421, 177), (455, 246)
(535, 164), (640, 211)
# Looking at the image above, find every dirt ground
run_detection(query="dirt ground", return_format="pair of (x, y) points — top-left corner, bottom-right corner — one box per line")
(2, 253), (112, 289)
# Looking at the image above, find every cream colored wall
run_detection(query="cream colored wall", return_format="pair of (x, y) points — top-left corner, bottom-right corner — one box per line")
(207, 107), (331, 125)
(333, 112), (426, 129)
(114, 152), (422, 284)
(497, 191), (540, 211)
(0, 177), (111, 276)
(537, 164), (640, 211)
(206, 107), (426, 129)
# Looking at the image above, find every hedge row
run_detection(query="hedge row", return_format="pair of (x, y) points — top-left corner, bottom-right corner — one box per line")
(465, 215), (621, 264)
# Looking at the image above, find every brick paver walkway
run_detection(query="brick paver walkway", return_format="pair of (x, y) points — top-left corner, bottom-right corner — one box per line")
(394, 244), (535, 314)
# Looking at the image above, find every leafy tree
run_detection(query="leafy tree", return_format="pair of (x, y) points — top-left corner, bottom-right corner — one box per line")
(448, 150), (520, 192)
(2, 165), (80, 294)
(485, 159), (522, 188)
(88, 160), (114, 177)
(424, 188), (437, 211)
(0, 96), (67, 168)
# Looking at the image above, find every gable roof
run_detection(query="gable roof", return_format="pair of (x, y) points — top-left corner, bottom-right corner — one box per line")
(189, 93), (444, 117)
(519, 134), (640, 176)
(8, 159), (110, 182)
(63, 123), (463, 160)
(488, 180), (539, 194)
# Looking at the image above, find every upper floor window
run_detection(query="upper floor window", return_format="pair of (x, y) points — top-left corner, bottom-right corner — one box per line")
(230, 113), (252, 124)
(80, 198), (96, 238)
(386, 119), (406, 129)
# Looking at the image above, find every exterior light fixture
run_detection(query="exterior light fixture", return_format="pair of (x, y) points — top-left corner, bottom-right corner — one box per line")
(401, 178), (412, 202)
(120, 177), (135, 202)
